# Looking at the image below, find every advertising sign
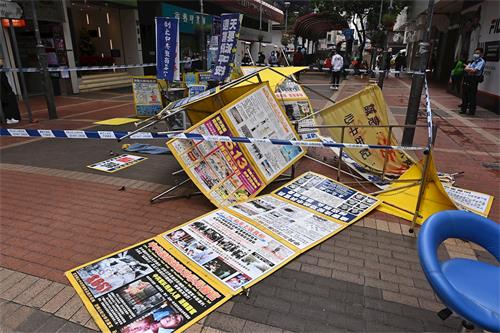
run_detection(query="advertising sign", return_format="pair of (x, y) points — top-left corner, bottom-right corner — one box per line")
(282, 100), (318, 140)
(273, 172), (380, 224)
(88, 154), (147, 173)
(275, 79), (308, 100)
(156, 17), (180, 82)
(66, 240), (227, 333)
(188, 85), (207, 97)
(132, 77), (163, 117)
(162, 210), (295, 291)
(210, 13), (242, 82)
(444, 186), (494, 217)
(227, 195), (343, 250)
(222, 84), (304, 183)
(168, 113), (265, 206)
(319, 85), (414, 176)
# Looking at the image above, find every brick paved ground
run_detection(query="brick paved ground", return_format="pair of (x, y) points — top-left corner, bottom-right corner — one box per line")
(0, 75), (497, 332)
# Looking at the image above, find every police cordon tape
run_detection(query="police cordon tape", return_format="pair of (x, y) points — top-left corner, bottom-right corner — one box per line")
(0, 59), (200, 73)
(0, 128), (426, 151)
(423, 77), (434, 145)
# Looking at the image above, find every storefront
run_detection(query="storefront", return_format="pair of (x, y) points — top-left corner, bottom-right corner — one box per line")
(1, 0), (72, 95)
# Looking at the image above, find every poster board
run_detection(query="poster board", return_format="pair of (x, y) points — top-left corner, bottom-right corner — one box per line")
(274, 78), (308, 100)
(281, 99), (318, 140)
(273, 171), (381, 224)
(66, 171), (380, 332)
(132, 77), (164, 117)
(88, 154), (147, 173)
(197, 72), (212, 85)
(317, 85), (415, 176)
(168, 112), (265, 206)
(183, 72), (197, 86)
(161, 210), (296, 292)
(168, 83), (305, 206)
(66, 239), (229, 333)
(443, 185), (493, 217)
(221, 83), (305, 183)
(188, 85), (207, 97)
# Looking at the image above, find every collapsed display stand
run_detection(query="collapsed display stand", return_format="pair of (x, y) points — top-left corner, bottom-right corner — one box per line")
(120, 67), (436, 233)
(150, 164), (297, 203)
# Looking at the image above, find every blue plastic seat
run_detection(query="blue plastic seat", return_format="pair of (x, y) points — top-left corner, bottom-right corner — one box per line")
(418, 210), (500, 332)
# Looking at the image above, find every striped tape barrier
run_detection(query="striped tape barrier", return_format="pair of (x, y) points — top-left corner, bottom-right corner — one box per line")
(0, 128), (426, 151)
(0, 59), (200, 73)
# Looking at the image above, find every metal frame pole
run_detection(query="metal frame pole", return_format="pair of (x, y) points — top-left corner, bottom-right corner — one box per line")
(8, 19), (32, 122)
(30, 0), (57, 119)
(381, 126), (392, 180)
(337, 127), (345, 181)
(409, 149), (432, 233)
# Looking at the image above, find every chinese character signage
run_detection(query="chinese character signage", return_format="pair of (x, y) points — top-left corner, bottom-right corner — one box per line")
(210, 13), (242, 82)
(156, 17), (180, 82)
(319, 85), (415, 176)
(132, 76), (164, 117)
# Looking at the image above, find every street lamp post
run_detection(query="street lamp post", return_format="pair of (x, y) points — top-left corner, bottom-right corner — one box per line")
(284, 1), (290, 33)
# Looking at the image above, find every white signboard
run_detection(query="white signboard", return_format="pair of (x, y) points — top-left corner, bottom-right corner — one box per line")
(227, 195), (343, 249)
(87, 154), (147, 173)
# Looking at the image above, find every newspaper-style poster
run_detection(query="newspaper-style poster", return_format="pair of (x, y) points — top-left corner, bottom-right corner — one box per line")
(444, 186), (494, 217)
(132, 77), (163, 117)
(223, 84), (304, 182)
(274, 172), (380, 224)
(66, 240), (227, 333)
(282, 100), (318, 140)
(168, 114), (264, 206)
(275, 79), (308, 99)
(162, 210), (295, 291)
(88, 154), (147, 173)
(227, 195), (343, 249)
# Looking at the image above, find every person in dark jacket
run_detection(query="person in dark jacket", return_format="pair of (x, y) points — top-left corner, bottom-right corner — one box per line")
(0, 57), (21, 124)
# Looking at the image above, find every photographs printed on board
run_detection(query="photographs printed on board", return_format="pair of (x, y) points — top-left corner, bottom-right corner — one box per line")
(164, 212), (294, 290)
(77, 251), (154, 297)
(275, 172), (378, 222)
(224, 87), (302, 181)
(228, 195), (342, 249)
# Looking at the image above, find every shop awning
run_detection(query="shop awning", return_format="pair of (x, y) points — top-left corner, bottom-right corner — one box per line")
(293, 12), (348, 40)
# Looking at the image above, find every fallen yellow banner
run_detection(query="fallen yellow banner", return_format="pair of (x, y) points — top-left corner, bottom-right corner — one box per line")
(317, 85), (415, 177)
(377, 154), (457, 224)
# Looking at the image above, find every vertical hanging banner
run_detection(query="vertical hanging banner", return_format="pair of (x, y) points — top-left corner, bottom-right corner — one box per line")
(210, 13), (242, 82)
(156, 17), (180, 82)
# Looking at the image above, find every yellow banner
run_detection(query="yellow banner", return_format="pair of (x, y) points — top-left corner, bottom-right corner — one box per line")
(316, 85), (414, 176)
(377, 154), (457, 224)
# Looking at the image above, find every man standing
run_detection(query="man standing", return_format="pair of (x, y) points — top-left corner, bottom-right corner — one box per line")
(330, 50), (343, 90)
(461, 47), (485, 116)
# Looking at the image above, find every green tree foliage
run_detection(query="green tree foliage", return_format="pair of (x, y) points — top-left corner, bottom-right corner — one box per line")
(311, 0), (409, 54)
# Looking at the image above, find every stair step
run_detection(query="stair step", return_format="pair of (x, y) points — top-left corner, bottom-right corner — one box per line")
(80, 76), (131, 85)
(80, 72), (129, 80)
(79, 78), (131, 91)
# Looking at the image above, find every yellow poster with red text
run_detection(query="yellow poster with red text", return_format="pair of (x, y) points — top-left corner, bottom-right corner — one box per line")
(317, 85), (414, 176)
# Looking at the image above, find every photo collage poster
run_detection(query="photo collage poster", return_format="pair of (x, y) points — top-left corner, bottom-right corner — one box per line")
(162, 210), (295, 292)
(273, 171), (381, 224)
(222, 84), (305, 183)
(66, 240), (228, 333)
(281, 100), (318, 140)
(132, 77), (164, 117)
(67, 171), (381, 332)
(168, 113), (265, 207)
(226, 195), (344, 250)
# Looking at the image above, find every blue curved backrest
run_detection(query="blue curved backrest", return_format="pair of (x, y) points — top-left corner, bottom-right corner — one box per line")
(418, 210), (500, 331)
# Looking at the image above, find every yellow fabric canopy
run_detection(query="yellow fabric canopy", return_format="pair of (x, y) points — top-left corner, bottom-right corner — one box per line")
(236, 66), (308, 92)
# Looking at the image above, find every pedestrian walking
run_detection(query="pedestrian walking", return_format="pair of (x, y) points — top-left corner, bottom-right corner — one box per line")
(394, 52), (404, 77)
(0, 57), (21, 124)
(460, 47), (485, 116)
(330, 50), (343, 90)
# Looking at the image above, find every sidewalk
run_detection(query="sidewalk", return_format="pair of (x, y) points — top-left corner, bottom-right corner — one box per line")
(0, 74), (497, 332)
